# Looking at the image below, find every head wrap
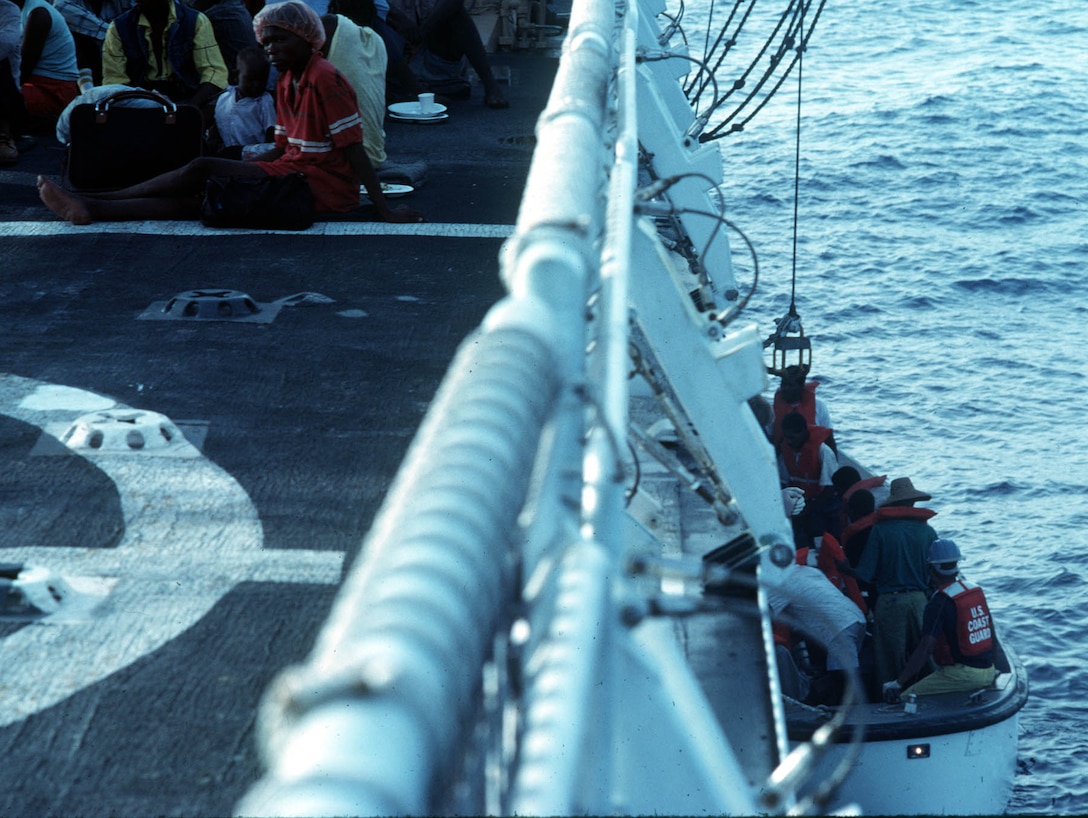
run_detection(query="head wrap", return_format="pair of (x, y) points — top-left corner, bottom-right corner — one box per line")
(253, 1), (326, 51)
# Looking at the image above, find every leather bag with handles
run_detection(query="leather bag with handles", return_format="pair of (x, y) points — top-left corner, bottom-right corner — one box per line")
(66, 89), (203, 191)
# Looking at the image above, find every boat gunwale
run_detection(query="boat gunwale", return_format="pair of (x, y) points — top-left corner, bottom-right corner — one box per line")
(784, 646), (1029, 743)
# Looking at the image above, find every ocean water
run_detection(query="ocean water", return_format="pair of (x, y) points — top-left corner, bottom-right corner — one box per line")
(681, 0), (1088, 813)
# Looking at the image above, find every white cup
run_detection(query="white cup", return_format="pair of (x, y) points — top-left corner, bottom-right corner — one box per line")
(418, 92), (435, 114)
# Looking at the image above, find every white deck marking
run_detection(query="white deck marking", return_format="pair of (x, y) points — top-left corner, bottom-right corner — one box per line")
(0, 374), (344, 726)
(0, 221), (515, 238)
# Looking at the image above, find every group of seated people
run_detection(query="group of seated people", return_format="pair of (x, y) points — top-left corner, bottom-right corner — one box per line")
(760, 364), (1008, 706)
(1, 0), (507, 208)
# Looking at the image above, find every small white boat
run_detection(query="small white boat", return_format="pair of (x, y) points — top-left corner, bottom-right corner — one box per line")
(758, 458), (1029, 814)
(782, 644), (1028, 815)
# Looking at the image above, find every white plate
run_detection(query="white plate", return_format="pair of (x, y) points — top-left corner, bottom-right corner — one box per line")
(388, 101), (448, 118)
(360, 183), (415, 200)
(388, 112), (449, 125)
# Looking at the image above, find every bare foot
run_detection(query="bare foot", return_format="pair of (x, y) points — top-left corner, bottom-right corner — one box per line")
(38, 176), (94, 225)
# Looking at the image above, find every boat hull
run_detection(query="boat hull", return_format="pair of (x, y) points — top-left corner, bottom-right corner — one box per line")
(810, 711), (1019, 815)
(787, 647), (1028, 815)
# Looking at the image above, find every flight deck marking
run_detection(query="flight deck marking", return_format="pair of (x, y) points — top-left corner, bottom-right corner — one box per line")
(0, 221), (515, 239)
(0, 375), (344, 726)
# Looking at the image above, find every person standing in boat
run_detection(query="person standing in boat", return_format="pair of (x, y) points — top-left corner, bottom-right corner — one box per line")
(854, 476), (938, 689)
(796, 532), (868, 616)
(766, 562), (866, 706)
(882, 539), (1006, 702)
(840, 487), (877, 568)
(772, 364), (835, 452)
(831, 464), (886, 535)
(777, 411), (839, 547)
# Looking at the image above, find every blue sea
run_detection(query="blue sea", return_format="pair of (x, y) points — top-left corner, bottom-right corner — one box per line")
(682, 0), (1088, 813)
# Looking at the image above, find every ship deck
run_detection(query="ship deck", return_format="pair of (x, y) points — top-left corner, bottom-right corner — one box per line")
(0, 52), (556, 816)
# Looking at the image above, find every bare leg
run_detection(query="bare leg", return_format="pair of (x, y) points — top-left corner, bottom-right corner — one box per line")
(425, 7), (508, 108)
(90, 156), (268, 201)
(38, 176), (202, 224)
(38, 156), (271, 224)
(448, 10), (507, 108)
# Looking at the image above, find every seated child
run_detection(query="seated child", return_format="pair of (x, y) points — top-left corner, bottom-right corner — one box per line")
(211, 46), (276, 159)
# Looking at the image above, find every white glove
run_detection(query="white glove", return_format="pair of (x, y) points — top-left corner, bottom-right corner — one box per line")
(781, 487), (806, 517)
(882, 680), (902, 703)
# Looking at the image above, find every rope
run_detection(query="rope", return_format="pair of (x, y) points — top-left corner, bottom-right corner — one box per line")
(695, 0), (828, 142)
(691, 0), (795, 117)
(789, 0), (803, 315)
(702, 1), (812, 137)
(684, 0), (750, 100)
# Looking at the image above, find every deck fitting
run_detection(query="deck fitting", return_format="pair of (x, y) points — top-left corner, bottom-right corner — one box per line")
(1, 565), (71, 618)
(163, 289), (260, 319)
(139, 289), (283, 323)
(60, 409), (186, 453)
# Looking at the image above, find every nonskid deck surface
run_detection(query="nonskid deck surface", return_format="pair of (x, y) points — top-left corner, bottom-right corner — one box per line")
(0, 54), (555, 816)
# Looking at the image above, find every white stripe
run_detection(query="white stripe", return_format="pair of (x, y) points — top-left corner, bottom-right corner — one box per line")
(287, 136), (334, 149)
(0, 221), (516, 238)
(329, 113), (362, 135)
(0, 374), (344, 727)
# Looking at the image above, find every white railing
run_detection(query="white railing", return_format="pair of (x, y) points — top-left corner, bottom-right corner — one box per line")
(237, 0), (799, 813)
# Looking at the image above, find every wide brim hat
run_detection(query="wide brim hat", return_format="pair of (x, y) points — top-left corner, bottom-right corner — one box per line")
(882, 477), (931, 506)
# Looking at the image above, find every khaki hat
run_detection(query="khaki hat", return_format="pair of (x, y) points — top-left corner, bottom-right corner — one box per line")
(883, 477), (931, 506)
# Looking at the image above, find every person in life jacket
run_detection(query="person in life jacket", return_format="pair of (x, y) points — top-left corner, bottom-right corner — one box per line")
(772, 364), (835, 452)
(841, 488), (877, 567)
(882, 538), (1006, 702)
(796, 532), (868, 616)
(766, 561), (866, 706)
(777, 411), (839, 548)
(102, 0), (227, 110)
(855, 476), (938, 687)
(832, 465), (886, 535)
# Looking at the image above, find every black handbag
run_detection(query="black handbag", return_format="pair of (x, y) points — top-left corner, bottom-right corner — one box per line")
(200, 174), (316, 230)
(66, 90), (203, 191)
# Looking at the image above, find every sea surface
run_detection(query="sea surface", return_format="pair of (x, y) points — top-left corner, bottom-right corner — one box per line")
(682, 0), (1088, 813)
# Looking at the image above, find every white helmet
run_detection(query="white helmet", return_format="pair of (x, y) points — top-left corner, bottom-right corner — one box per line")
(928, 538), (962, 576)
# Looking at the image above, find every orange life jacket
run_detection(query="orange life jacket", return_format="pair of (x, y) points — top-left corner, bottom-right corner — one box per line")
(838, 474), (887, 532)
(795, 533), (868, 615)
(842, 505), (937, 567)
(773, 381), (819, 445)
(875, 505), (937, 524)
(933, 579), (994, 666)
(842, 474), (886, 503)
(777, 425), (833, 500)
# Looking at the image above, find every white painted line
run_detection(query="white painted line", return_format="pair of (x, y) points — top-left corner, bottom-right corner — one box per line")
(0, 374), (344, 726)
(0, 220), (515, 239)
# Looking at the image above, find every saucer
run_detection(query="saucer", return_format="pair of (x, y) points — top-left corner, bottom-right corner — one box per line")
(388, 101), (448, 119)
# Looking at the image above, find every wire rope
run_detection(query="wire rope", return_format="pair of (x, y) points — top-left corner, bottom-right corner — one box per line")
(698, 0), (828, 141)
(788, 0), (803, 313)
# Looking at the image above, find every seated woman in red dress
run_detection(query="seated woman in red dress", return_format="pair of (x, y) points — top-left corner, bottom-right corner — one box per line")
(38, 0), (420, 224)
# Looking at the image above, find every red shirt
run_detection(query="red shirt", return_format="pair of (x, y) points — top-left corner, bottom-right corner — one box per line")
(258, 51), (364, 213)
